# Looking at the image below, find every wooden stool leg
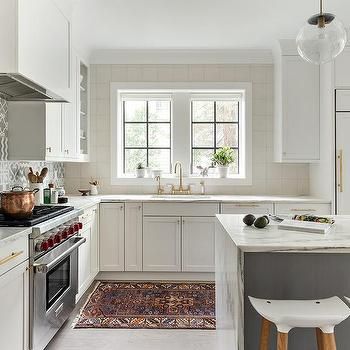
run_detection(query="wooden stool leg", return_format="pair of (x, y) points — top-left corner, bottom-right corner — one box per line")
(259, 318), (271, 350)
(277, 332), (288, 350)
(316, 328), (323, 350)
(322, 333), (337, 350)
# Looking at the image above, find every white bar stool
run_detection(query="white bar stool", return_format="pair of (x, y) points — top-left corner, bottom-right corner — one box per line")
(249, 296), (350, 350)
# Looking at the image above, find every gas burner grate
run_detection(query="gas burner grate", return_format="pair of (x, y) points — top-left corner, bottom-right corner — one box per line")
(0, 206), (74, 227)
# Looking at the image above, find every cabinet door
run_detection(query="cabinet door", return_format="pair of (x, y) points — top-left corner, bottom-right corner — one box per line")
(62, 103), (78, 159)
(182, 217), (215, 272)
(281, 56), (320, 161)
(0, 260), (29, 350)
(335, 47), (350, 88)
(336, 113), (350, 214)
(78, 222), (92, 296)
(18, 0), (71, 100)
(90, 206), (99, 277)
(222, 203), (273, 215)
(143, 217), (181, 272)
(45, 103), (63, 158)
(100, 203), (125, 271)
(125, 203), (143, 271)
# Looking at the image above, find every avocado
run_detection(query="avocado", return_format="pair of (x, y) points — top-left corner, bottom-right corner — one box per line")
(263, 215), (270, 224)
(243, 214), (256, 226)
(254, 216), (268, 229)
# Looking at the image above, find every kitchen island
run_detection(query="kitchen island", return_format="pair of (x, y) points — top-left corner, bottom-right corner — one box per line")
(215, 214), (350, 350)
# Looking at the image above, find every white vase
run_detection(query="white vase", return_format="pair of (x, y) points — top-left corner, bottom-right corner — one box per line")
(218, 166), (229, 178)
(136, 168), (146, 178)
(90, 184), (98, 195)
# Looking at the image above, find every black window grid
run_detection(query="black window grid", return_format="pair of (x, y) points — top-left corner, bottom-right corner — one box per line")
(190, 100), (240, 174)
(123, 100), (172, 174)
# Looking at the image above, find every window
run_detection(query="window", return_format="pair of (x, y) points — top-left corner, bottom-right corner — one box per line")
(112, 83), (252, 185)
(122, 97), (171, 174)
(191, 97), (240, 174)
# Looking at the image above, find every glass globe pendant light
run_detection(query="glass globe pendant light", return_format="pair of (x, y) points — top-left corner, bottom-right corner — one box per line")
(296, 0), (347, 64)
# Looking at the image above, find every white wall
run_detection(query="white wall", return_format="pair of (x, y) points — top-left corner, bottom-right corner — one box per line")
(64, 64), (309, 195)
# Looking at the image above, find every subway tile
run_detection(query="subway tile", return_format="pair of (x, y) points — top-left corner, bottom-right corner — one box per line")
(156, 65), (173, 81)
(96, 83), (110, 100)
(111, 65), (128, 81)
(188, 66), (205, 81)
(96, 65), (112, 83)
(127, 65), (142, 81)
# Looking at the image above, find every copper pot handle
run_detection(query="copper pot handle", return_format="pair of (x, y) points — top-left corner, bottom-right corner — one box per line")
(32, 188), (40, 194)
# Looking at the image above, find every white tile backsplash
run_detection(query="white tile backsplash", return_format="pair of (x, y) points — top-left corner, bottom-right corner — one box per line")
(64, 64), (309, 195)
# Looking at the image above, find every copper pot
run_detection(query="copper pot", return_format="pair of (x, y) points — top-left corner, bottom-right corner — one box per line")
(1, 186), (39, 219)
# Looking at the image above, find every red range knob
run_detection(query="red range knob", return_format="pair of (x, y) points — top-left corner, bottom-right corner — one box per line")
(54, 234), (61, 244)
(41, 240), (49, 251)
(73, 223), (79, 232)
(78, 222), (83, 230)
(47, 237), (54, 248)
(61, 229), (68, 239)
(68, 225), (74, 235)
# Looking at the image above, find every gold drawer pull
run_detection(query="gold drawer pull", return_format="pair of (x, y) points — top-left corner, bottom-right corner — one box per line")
(289, 208), (316, 212)
(0, 251), (24, 266)
(338, 149), (344, 193)
(235, 204), (260, 207)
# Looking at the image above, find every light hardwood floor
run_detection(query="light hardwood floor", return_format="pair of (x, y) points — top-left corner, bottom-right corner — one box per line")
(46, 283), (218, 350)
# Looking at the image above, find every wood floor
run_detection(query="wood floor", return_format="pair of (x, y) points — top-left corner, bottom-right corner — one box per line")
(46, 283), (218, 350)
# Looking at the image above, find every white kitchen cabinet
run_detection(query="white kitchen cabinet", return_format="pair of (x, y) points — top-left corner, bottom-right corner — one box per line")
(100, 203), (125, 271)
(336, 90), (350, 112)
(78, 219), (92, 297)
(143, 217), (181, 272)
(125, 203), (143, 271)
(335, 47), (350, 88)
(182, 217), (215, 272)
(222, 203), (273, 215)
(8, 101), (80, 161)
(274, 41), (320, 162)
(0, 260), (29, 350)
(275, 203), (331, 216)
(336, 113), (350, 214)
(0, 0), (71, 101)
(91, 205), (99, 277)
(77, 205), (99, 300)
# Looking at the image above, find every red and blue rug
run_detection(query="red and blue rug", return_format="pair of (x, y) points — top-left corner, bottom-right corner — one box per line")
(74, 281), (216, 329)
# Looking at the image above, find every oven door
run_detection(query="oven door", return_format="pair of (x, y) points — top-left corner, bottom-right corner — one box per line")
(31, 236), (85, 350)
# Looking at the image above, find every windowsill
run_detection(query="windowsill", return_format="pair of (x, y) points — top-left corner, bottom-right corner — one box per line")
(111, 175), (252, 186)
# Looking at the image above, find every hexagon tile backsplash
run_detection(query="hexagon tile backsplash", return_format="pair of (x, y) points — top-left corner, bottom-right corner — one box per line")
(0, 97), (64, 189)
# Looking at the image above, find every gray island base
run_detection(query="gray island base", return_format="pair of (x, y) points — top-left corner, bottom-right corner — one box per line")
(215, 214), (350, 350)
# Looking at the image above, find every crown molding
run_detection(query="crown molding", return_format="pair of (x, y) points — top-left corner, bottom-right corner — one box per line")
(89, 49), (273, 65)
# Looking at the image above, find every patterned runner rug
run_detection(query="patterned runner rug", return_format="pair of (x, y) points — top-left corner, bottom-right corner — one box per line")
(74, 281), (216, 329)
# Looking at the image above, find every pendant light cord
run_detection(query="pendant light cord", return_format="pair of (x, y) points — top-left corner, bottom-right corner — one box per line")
(320, 0), (323, 14)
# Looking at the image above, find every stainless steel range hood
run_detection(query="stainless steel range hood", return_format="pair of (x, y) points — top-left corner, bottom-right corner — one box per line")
(0, 74), (66, 102)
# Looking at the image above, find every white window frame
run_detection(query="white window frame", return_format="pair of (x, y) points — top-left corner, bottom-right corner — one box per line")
(110, 82), (252, 186)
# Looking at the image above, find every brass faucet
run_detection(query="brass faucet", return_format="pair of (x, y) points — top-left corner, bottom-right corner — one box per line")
(155, 175), (164, 195)
(172, 161), (190, 195)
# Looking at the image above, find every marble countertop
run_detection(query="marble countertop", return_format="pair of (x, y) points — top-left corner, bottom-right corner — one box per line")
(216, 214), (350, 253)
(64, 194), (331, 209)
(0, 226), (32, 247)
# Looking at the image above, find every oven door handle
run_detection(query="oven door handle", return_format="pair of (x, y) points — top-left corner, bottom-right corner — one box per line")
(34, 236), (86, 273)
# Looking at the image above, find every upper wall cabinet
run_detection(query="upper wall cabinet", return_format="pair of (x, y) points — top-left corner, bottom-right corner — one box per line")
(0, 0), (71, 102)
(334, 47), (350, 88)
(274, 40), (320, 163)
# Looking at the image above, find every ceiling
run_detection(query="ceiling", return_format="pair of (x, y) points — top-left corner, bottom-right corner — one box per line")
(70, 0), (350, 55)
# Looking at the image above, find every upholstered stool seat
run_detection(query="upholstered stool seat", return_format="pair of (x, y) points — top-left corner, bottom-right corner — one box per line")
(249, 296), (350, 350)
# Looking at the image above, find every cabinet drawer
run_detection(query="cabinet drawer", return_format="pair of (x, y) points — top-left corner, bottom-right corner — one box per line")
(222, 203), (273, 215)
(336, 90), (350, 111)
(143, 202), (219, 217)
(0, 235), (28, 277)
(275, 203), (331, 216)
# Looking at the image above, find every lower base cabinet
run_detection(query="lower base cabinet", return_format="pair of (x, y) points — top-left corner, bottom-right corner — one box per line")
(182, 217), (215, 272)
(0, 260), (29, 350)
(143, 217), (181, 272)
(77, 205), (99, 299)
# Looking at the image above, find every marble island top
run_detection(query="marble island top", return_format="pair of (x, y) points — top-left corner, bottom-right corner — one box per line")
(216, 214), (350, 253)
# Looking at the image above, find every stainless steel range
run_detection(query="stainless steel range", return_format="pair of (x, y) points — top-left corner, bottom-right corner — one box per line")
(27, 206), (85, 350)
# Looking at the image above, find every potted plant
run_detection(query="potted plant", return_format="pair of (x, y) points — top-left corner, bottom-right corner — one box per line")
(211, 147), (235, 178)
(136, 163), (146, 178)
